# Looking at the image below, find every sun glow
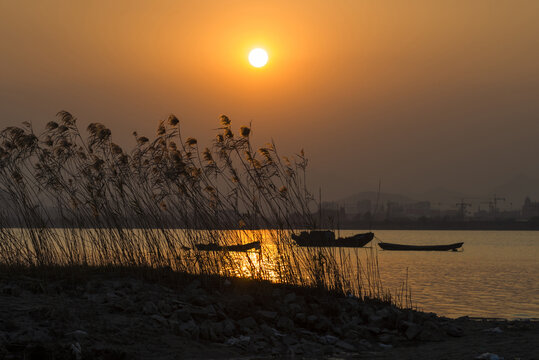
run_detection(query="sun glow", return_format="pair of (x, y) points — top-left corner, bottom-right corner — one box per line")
(248, 48), (268, 68)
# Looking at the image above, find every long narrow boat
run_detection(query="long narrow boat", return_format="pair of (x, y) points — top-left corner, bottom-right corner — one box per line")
(378, 242), (463, 251)
(194, 241), (261, 252)
(291, 231), (374, 248)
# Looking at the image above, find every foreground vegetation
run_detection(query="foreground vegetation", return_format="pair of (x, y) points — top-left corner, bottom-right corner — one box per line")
(0, 112), (397, 302)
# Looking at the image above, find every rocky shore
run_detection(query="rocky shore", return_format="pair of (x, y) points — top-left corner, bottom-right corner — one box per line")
(0, 267), (537, 359)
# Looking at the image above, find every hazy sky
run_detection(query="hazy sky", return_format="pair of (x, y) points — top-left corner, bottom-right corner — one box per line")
(2, 0), (539, 200)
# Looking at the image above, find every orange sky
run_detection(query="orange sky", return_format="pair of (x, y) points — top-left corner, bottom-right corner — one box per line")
(2, 1), (539, 200)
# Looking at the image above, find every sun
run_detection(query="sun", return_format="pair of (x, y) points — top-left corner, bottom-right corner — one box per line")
(248, 48), (268, 68)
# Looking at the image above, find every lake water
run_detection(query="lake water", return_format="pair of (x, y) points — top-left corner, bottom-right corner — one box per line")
(6, 227), (538, 320)
(351, 230), (539, 320)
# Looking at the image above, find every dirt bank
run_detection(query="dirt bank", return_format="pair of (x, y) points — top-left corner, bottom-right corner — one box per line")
(0, 267), (537, 359)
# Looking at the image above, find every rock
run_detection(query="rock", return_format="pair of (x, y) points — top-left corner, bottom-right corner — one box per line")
(142, 301), (158, 315)
(157, 300), (172, 316)
(404, 322), (421, 340)
(357, 339), (373, 350)
(249, 338), (270, 353)
(295, 312), (306, 323)
(225, 335), (251, 346)
(237, 317), (257, 330)
(24, 344), (53, 360)
(178, 319), (199, 338)
(475, 353), (504, 360)
(322, 344), (334, 355)
(190, 293), (211, 307)
(71, 342), (82, 360)
(187, 279), (201, 290)
(284, 292), (297, 304)
(65, 330), (88, 342)
(345, 298), (360, 311)
(211, 321), (224, 341)
(361, 305), (375, 320)
(276, 316), (294, 331)
(199, 321), (219, 341)
(418, 321), (444, 341)
(222, 319), (236, 336)
(257, 310), (277, 321)
(282, 335), (298, 346)
(258, 324), (272, 337)
(376, 307), (391, 319)
(111, 297), (135, 313)
(482, 327), (503, 333)
(236, 294), (255, 307)
(190, 305), (215, 319)
(368, 314), (383, 326)
(13, 328), (52, 344)
(2, 285), (22, 296)
(354, 315), (365, 326)
(150, 314), (168, 327)
(172, 308), (192, 322)
(90, 345), (129, 359)
(319, 335), (338, 345)
(445, 323), (464, 337)
(335, 340), (356, 352)
(289, 343), (303, 355)
(378, 333), (394, 344)
(288, 303), (302, 315)
(359, 325), (381, 335)
(202, 304), (217, 317)
(300, 340), (323, 357)
(314, 316), (331, 332)
(332, 325), (344, 337)
(105, 291), (120, 303)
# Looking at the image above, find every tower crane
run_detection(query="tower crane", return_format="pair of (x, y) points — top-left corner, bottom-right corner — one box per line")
(491, 194), (506, 219)
(455, 199), (472, 219)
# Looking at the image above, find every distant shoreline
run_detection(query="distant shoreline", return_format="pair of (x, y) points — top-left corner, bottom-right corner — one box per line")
(2, 222), (539, 231)
(338, 220), (539, 231)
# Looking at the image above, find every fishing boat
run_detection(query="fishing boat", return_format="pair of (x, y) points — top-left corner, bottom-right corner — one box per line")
(291, 231), (374, 248)
(194, 241), (261, 252)
(377, 242), (463, 251)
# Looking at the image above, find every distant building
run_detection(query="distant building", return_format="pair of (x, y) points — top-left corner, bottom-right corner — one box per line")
(522, 197), (539, 219)
(386, 201), (405, 219)
(404, 201), (431, 218)
(319, 201), (346, 226)
(357, 199), (372, 214)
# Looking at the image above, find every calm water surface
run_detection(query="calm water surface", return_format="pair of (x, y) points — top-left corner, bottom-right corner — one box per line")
(15, 228), (537, 319)
(347, 230), (539, 319)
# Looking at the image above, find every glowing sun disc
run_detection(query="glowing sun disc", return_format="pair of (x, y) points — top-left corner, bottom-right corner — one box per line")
(248, 48), (268, 68)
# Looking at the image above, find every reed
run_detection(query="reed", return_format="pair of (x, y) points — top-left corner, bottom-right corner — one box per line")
(0, 112), (402, 305)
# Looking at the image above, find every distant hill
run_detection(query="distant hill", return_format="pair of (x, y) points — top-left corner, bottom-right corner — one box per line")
(412, 187), (475, 209)
(335, 191), (415, 210)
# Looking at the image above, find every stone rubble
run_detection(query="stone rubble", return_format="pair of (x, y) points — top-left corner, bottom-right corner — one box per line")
(0, 272), (533, 359)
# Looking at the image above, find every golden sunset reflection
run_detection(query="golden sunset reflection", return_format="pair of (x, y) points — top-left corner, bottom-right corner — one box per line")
(3, 228), (382, 298)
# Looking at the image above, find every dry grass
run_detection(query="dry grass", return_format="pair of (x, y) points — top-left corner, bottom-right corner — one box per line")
(0, 111), (404, 305)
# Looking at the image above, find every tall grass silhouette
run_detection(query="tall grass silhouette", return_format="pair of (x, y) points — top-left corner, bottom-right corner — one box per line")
(0, 111), (399, 303)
